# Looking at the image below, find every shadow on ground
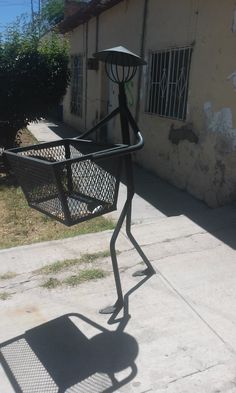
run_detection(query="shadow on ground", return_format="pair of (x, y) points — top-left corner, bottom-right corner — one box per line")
(0, 173), (18, 188)
(0, 274), (154, 392)
(0, 313), (138, 393)
(131, 165), (236, 250)
(47, 120), (79, 139)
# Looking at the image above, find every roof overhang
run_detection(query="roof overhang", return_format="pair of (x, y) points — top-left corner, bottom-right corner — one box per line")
(58, 0), (124, 33)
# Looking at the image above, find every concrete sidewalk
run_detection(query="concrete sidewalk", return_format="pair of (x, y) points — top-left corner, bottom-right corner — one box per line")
(1, 120), (236, 392)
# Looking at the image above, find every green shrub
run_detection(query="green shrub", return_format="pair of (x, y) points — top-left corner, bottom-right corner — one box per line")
(0, 30), (70, 149)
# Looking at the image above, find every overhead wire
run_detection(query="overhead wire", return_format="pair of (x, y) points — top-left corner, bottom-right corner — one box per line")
(0, 0), (37, 6)
(0, 0), (33, 3)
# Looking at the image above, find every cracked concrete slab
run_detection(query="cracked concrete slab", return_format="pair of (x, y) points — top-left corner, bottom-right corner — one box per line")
(155, 245), (236, 354)
(1, 217), (236, 392)
(0, 262), (235, 393)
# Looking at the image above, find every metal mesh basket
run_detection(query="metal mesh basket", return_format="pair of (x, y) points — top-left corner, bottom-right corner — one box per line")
(5, 139), (123, 226)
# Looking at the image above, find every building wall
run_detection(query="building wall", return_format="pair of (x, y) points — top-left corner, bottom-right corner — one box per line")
(63, 23), (86, 131)
(63, 0), (236, 207)
(64, 0), (144, 139)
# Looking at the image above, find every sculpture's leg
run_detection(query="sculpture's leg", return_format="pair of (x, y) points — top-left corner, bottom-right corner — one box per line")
(123, 152), (155, 278)
(99, 200), (130, 314)
(125, 202), (156, 277)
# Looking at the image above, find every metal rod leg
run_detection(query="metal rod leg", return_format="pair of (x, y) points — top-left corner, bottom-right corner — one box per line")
(99, 200), (130, 314)
(126, 203), (156, 277)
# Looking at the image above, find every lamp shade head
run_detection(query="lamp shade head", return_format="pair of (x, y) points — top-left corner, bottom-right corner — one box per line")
(93, 46), (146, 67)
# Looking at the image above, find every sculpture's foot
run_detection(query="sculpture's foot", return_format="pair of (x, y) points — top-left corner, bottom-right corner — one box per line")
(132, 267), (156, 277)
(99, 300), (123, 315)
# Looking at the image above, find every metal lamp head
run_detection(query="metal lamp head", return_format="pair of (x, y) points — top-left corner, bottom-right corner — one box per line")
(93, 46), (146, 83)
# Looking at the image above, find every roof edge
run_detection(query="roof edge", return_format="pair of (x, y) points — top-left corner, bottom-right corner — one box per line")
(58, 0), (124, 33)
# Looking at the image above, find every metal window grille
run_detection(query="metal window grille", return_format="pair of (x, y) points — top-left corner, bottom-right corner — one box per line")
(146, 46), (193, 121)
(70, 54), (83, 117)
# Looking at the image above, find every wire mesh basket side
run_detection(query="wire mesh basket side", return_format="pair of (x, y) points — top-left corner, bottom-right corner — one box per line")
(6, 153), (67, 222)
(55, 156), (121, 225)
(18, 143), (67, 162)
(5, 139), (123, 226)
(71, 159), (118, 203)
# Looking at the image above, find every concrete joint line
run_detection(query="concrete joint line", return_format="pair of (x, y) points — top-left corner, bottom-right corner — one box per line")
(121, 228), (210, 247)
(168, 363), (222, 385)
(157, 272), (236, 356)
(153, 243), (223, 263)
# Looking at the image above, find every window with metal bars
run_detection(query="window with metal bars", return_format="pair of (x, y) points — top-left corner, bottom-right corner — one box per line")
(146, 46), (193, 121)
(70, 54), (83, 117)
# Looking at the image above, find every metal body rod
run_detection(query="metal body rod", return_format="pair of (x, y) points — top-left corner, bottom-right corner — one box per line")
(78, 107), (120, 139)
(119, 84), (155, 270)
(100, 82), (155, 314)
(99, 198), (131, 314)
(125, 203), (155, 276)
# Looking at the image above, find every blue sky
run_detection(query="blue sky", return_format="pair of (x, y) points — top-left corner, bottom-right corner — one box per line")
(0, 0), (40, 33)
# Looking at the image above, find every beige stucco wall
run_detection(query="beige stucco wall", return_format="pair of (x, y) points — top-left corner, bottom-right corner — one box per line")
(63, 0), (236, 207)
(139, 0), (236, 207)
(63, 23), (86, 131)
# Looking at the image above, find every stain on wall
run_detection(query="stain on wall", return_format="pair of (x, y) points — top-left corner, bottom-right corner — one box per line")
(192, 102), (236, 207)
(125, 80), (134, 107)
(232, 5), (236, 32)
(227, 71), (236, 92)
(155, 101), (236, 208)
(204, 102), (236, 153)
(169, 123), (199, 145)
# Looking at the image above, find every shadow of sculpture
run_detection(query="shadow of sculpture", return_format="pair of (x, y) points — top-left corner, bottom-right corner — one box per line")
(0, 273), (154, 392)
(0, 313), (138, 392)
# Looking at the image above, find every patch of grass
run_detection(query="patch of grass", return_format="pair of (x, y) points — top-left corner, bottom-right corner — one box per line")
(41, 277), (62, 289)
(63, 269), (107, 287)
(19, 128), (38, 147)
(0, 271), (17, 280)
(0, 184), (115, 249)
(36, 250), (111, 275)
(0, 292), (11, 300)
(40, 269), (107, 290)
(81, 250), (111, 263)
(37, 260), (78, 275)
